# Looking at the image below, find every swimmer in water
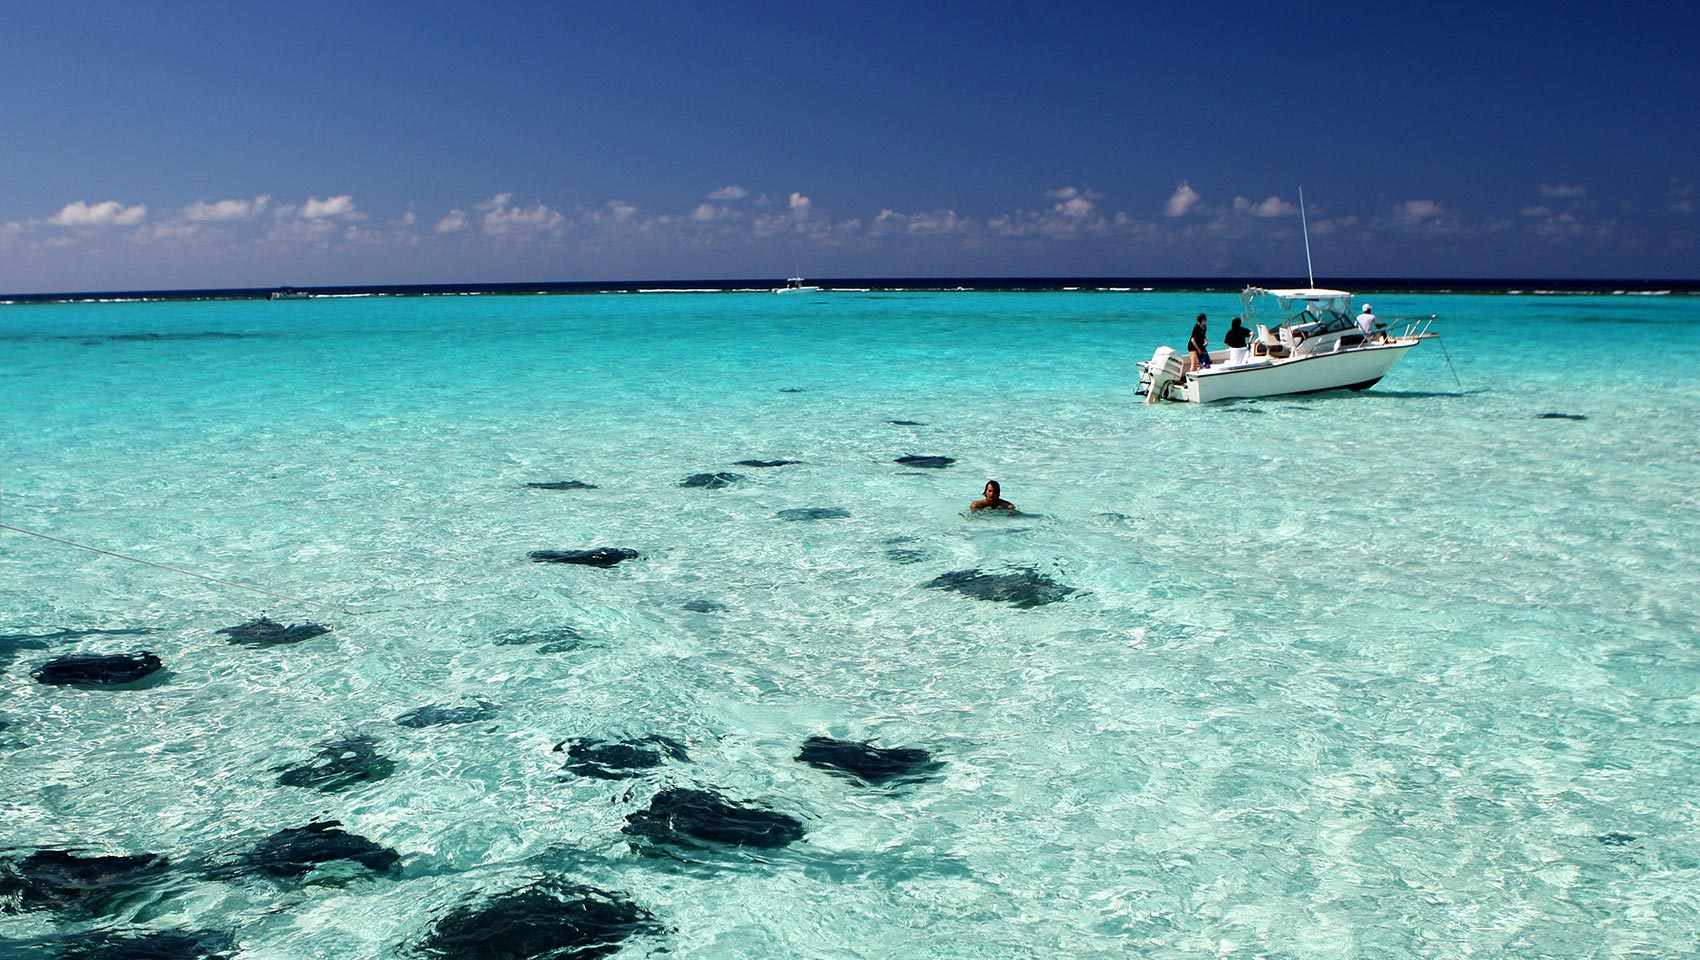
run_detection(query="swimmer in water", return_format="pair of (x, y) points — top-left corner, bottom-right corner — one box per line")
(970, 480), (1016, 512)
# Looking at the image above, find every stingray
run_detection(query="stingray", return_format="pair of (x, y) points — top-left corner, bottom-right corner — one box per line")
(795, 736), (943, 785)
(623, 788), (804, 850)
(776, 507), (850, 521)
(272, 735), (396, 792)
(216, 617), (330, 647)
(528, 548), (639, 568)
(31, 652), (163, 686)
(679, 472), (744, 489)
(408, 877), (662, 960)
(921, 568), (1077, 608)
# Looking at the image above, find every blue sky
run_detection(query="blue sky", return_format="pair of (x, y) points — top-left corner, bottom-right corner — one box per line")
(2, 0), (1695, 292)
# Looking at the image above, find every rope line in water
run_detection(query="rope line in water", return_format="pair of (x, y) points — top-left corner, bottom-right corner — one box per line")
(0, 522), (363, 617)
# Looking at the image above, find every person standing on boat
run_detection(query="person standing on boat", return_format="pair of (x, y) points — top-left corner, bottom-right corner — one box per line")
(1223, 317), (1251, 366)
(1357, 303), (1377, 338)
(1187, 313), (1211, 371)
(970, 480), (1016, 512)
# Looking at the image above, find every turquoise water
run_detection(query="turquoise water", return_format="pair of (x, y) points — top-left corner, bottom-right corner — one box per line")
(2, 289), (1698, 957)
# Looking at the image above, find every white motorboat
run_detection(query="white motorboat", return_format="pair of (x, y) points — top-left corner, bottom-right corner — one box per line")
(1138, 286), (1435, 403)
(774, 277), (821, 294)
(267, 286), (312, 300)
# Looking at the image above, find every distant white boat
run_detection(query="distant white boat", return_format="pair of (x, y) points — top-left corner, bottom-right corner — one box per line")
(268, 287), (312, 300)
(774, 277), (821, 294)
(1138, 286), (1435, 403)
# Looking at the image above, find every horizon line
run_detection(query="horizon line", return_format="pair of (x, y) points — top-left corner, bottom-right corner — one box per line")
(4, 274), (1698, 304)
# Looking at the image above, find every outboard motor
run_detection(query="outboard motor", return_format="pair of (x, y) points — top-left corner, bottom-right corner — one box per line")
(1142, 346), (1185, 403)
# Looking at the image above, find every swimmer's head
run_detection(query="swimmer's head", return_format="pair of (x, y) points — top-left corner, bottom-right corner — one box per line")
(984, 480), (1000, 499)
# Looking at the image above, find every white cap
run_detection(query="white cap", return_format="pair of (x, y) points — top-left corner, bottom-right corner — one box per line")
(1361, 303), (1372, 312)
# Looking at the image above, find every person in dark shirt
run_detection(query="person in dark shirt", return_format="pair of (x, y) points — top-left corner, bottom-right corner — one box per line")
(1223, 317), (1252, 366)
(1187, 313), (1210, 371)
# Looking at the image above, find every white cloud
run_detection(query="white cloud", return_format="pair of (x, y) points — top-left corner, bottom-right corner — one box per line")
(1388, 199), (1463, 237)
(184, 195), (270, 221)
(707, 185), (749, 201)
(1529, 211), (1618, 243)
(1054, 194), (1094, 217)
(691, 203), (735, 222)
(1306, 215), (1356, 237)
(1164, 181), (1201, 217)
(1394, 199), (1446, 222)
(301, 195), (358, 219)
(1045, 186), (1102, 202)
(870, 208), (974, 237)
(788, 192), (812, 217)
(1233, 195), (1297, 218)
(1539, 184), (1587, 198)
(989, 190), (1116, 239)
(1669, 179), (1696, 214)
(435, 209), (469, 234)
(137, 221), (205, 241)
(48, 200), (148, 227)
(1520, 205), (1553, 217)
(475, 193), (567, 237)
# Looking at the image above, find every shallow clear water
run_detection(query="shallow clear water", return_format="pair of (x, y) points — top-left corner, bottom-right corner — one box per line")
(2, 289), (1698, 958)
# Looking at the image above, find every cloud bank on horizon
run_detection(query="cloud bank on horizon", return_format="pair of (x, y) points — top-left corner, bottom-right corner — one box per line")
(4, 177), (1688, 292)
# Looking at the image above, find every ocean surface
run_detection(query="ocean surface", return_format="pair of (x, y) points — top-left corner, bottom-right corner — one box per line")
(2, 288), (1698, 958)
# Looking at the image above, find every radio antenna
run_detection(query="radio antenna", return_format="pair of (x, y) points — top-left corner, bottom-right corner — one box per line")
(1299, 187), (1315, 289)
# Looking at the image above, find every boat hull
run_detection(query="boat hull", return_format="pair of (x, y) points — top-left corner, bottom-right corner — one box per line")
(1151, 339), (1419, 402)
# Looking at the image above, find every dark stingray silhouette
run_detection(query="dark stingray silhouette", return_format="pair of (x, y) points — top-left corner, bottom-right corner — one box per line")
(0, 849), (174, 916)
(554, 736), (689, 780)
(30, 652), (163, 686)
(795, 736), (943, 786)
(776, 507), (850, 521)
(273, 735), (396, 792)
(527, 548), (640, 568)
(216, 617), (330, 647)
(623, 788), (804, 850)
(242, 821), (401, 881)
(679, 472), (744, 489)
(493, 626), (589, 653)
(48, 928), (236, 960)
(894, 455), (954, 468)
(1536, 412), (1589, 420)
(921, 568), (1077, 608)
(408, 877), (661, 960)
(525, 480), (598, 490)
(396, 699), (499, 728)
(732, 459), (802, 467)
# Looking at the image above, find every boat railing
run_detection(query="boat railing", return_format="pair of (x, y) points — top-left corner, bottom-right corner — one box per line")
(1386, 316), (1437, 339)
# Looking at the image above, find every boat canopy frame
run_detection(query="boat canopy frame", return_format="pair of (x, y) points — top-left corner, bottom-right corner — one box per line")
(1239, 285), (1356, 335)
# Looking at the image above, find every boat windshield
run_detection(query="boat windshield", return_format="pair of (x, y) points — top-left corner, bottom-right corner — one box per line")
(1240, 286), (1355, 330)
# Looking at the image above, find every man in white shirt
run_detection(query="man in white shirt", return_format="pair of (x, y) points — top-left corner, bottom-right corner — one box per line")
(1357, 303), (1377, 338)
